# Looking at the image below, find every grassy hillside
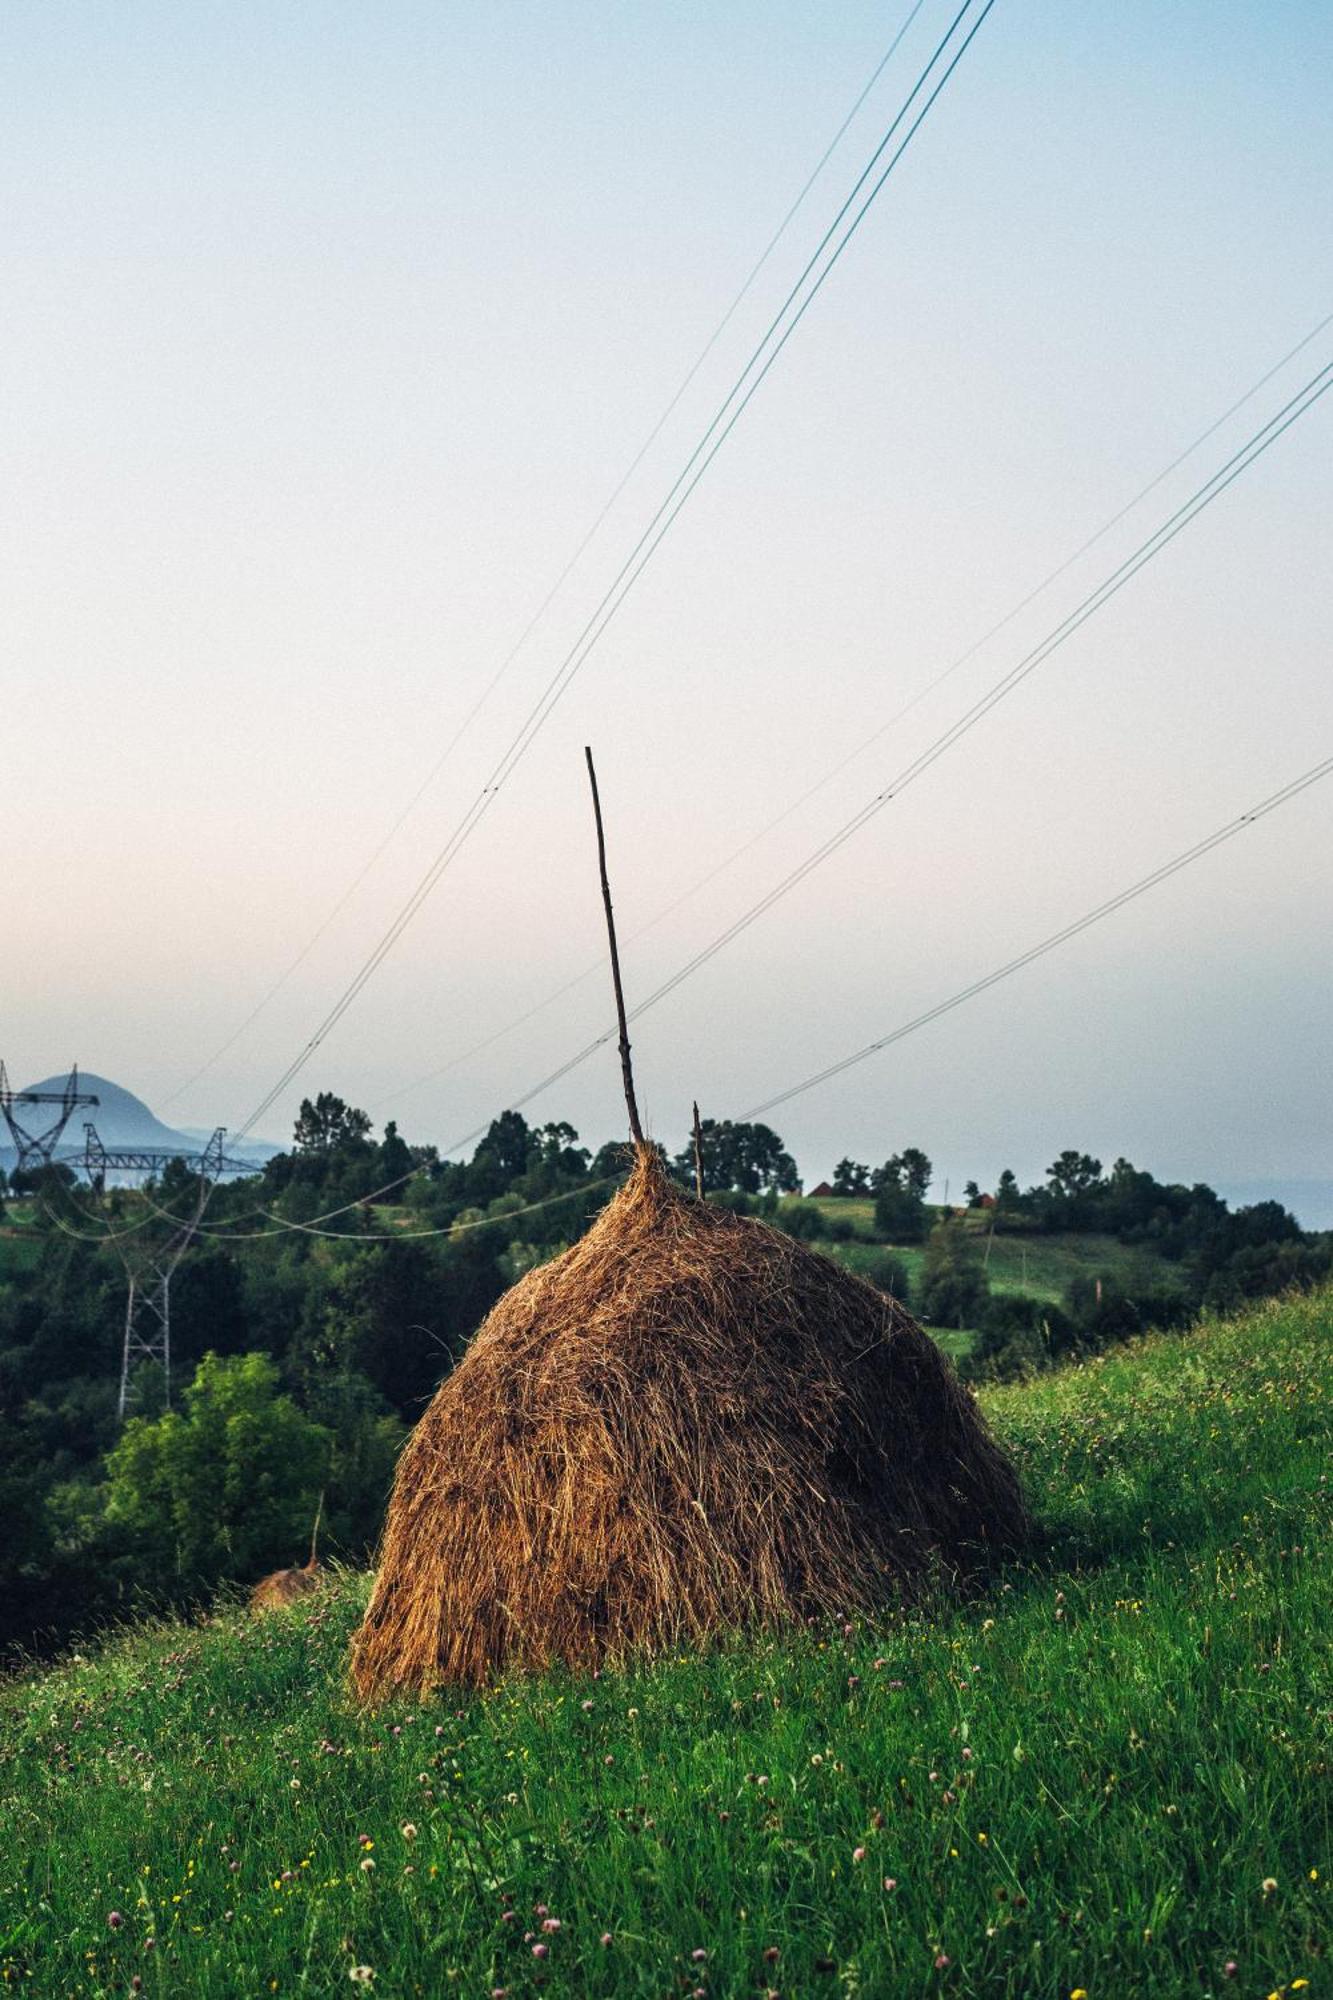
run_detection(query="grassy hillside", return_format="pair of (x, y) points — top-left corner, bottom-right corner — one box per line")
(796, 1197), (1181, 1305)
(0, 1203), (45, 1278)
(4, 1290), (1329, 1998)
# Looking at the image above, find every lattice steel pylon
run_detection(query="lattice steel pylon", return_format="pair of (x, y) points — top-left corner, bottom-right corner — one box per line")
(78, 1125), (232, 1419)
(0, 1062), (98, 1174)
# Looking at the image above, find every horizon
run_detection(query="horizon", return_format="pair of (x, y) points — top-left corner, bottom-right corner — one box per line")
(7, 1059), (1332, 1230)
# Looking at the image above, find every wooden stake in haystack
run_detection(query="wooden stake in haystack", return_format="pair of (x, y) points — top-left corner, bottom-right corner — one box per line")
(584, 744), (644, 1148)
(348, 755), (1028, 1699)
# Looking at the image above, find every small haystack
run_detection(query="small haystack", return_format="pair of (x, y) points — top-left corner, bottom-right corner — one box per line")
(350, 1147), (1025, 1696)
(250, 1494), (324, 1613)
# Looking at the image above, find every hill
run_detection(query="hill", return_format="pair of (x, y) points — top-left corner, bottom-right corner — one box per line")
(1, 1072), (280, 1173)
(17, 1072), (195, 1156)
(788, 1196), (1185, 1356)
(5, 1286), (1328, 1997)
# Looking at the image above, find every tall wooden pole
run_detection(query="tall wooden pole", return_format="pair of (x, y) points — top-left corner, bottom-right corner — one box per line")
(585, 747), (645, 1147)
(692, 1100), (705, 1198)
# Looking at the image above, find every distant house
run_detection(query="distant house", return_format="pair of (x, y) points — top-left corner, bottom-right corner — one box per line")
(809, 1180), (835, 1199)
(976, 1192), (997, 1210)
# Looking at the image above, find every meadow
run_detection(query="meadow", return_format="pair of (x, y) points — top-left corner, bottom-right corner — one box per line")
(797, 1197), (1180, 1310)
(3, 1288), (1329, 2000)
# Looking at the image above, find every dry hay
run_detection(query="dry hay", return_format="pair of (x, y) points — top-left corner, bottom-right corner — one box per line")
(350, 1147), (1026, 1698)
(249, 1555), (321, 1614)
(250, 1493), (324, 1613)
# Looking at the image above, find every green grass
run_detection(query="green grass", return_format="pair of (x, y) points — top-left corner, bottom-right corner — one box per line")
(973, 1232), (1180, 1306)
(4, 1291), (1330, 1999)
(816, 1228), (1178, 1359)
(800, 1196), (879, 1237)
(796, 1200), (1181, 1310)
(0, 1204), (46, 1278)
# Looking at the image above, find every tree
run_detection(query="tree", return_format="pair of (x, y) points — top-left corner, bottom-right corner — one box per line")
(297, 1369), (404, 1560)
(170, 1247), (249, 1369)
(293, 1093), (373, 1155)
(9, 1161), (76, 1196)
(105, 1352), (329, 1585)
(376, 1119), (414, 1189)
(918, 1221), (989, 1329)
(860, 1250), (911, 1306)
(963, 1180), (982, 1207)
(672, 1120), (798, 1196)
(871, 1148), (933, 1242)
(472, 1110), (536, 1183)
(831, 1159), (871, 1196)
(152, 1156), (200, 1205)
(590, 1139), (636, 1182)
(995, 1168), (1022, 1213)
(975, 1292), (1077, 1371)
(313, 1239), (504, 1417)
(1047, 1150), (1103, 1202)
(535, 1122), (590, 1176)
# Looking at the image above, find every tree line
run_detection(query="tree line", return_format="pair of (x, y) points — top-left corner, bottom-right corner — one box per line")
(0, 1097), (1325, 1661)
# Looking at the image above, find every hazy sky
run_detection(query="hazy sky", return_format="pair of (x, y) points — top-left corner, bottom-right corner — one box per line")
(5, 0), (1331, 1201)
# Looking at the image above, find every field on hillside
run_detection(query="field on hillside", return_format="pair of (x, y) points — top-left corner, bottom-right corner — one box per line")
(798, 1198), (1181, 1307)
(4, 1290), (1330, 1999)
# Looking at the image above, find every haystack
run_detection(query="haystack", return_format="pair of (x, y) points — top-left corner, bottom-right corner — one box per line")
(249, 1555), (320, 1613)
(350, 1146), (1025, 1697)
(250, 1494), (323, 1613)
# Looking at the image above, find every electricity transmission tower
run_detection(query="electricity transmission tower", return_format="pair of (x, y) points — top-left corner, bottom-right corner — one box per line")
(81, 1124), (254, 1191)
(78, 1125), (251, 1418)
(0, 1062), (98, 1174)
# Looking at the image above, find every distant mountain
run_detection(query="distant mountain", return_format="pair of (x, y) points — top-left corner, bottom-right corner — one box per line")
(1, 1073), (281, 1175)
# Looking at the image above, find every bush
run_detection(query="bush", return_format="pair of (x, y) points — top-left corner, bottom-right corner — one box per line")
(774, 1199), (828, 1241)
(858, 1251), (911, 1307)
(976, 1292), (1077, 1364)
(918, 1222), (988, 1329)
(1066, 1276), (1193, 1348)
(872, 1181), (928, 1243)
(105, 1352), (329, 1589)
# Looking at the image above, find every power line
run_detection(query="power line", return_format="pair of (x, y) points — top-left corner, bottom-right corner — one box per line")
(156, 2), (933, 1116)
(372, 307), (1333, 1114)
(49, 755), (1333, 1248)
(741, 752), (1333, 1116)
(234, 0), (999, 1142)
(153, 1169), (630, 1243)
(617, 356), (1333, 1023)
(414, 354), (1333, 1129)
